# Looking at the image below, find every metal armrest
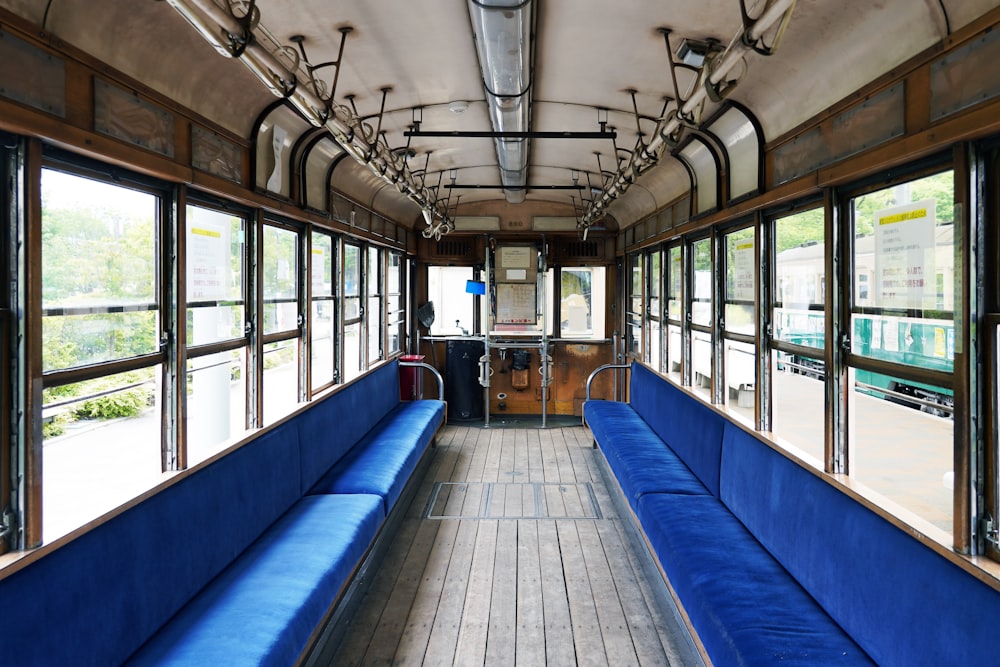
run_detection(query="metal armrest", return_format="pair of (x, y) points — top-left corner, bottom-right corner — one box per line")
(398, 361), (445, 401)
(585, 363), (631, 402)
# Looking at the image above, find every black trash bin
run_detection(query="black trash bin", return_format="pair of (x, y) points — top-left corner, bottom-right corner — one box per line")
(445, 339), (484, 422)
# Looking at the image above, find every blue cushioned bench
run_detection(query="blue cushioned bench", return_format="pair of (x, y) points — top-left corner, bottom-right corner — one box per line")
(585, 361), (1000, 666)
(0, 358), (444, 666)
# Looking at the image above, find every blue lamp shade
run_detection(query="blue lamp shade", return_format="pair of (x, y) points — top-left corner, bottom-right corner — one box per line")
(465, 280), (487, 295)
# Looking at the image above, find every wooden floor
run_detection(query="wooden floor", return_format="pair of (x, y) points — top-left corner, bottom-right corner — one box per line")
(326, 425), (704, 667)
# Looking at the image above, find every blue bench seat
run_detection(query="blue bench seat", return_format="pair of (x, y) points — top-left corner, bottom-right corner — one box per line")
(637, 492), (872, 666)
(128, 493), (384, 665)
(586, 361), (1000, 665)
(308, 400), (445, 515)
(585, 400), (709, 513)
(0, 359), (445, 665)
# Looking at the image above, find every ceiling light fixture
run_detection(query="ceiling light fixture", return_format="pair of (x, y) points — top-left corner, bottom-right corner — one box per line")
(468, 0), (533, 204)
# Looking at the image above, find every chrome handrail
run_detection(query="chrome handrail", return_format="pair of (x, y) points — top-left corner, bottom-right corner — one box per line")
(585, 363), (631, 402)
(583, 363), (631, 426)
(398, 361), (445, 401)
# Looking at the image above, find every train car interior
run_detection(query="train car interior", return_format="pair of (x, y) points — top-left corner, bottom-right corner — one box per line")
(2, 0), (1000, 664)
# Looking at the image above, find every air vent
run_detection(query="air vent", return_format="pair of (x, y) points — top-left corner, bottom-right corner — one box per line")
(435, 239), (475, 258)
(563, 240), (600, 258)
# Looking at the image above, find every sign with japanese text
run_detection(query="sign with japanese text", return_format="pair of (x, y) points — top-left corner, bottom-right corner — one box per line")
(874, 199), (935, 310)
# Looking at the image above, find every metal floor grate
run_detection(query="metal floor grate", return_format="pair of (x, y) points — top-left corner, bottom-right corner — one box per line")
(424, 482), (603, 520)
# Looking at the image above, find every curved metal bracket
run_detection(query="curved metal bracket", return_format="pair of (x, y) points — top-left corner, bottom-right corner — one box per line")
(398, 360), (446, 401)
(289, 26), (353, 110)
(222, 0), (259, 57)
(739, 0), (797, 56)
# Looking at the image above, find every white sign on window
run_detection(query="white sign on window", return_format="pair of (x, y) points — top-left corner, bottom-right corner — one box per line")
(187, 217), (229, 301)
(874, 199), (935, 310)
(311, 246), (328, 295)
(732, 239), (755, 301)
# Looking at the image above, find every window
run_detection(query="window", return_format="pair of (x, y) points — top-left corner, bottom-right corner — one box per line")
(646, 250), (662, 370)
(185, 203), (249, 462)
(770, 207), (825, 462)
(847, 170), (955, 533)
(310, 231), (336, 392)
(366, 246), (383, 365)
(427, 266), (476, 336)
(41, 171), (159, 371)
(261, 222), (301, 424)
(40, 167), (164, 542)
(387, 251), (405, 355)
(559, 266), (606, 339)
(666, 244), (682, 382)
(690, 237), (713, 397)
(723, 226), (755, 418)
(342, 242), (363, 381)
(626, 252), (642, 357)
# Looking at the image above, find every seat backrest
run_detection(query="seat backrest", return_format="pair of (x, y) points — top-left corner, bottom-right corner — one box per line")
(719, 421), (1000, 666)
(629, 362), (725, 496)
(297, 360), (402, 493)
(0, 420), (302, 666)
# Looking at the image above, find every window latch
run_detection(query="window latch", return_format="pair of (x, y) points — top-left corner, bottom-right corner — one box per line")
(0, 505), (16, 548)
(982, 514), (999, 548)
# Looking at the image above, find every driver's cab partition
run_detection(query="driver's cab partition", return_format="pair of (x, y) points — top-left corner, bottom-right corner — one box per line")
(420, 240), (616, 426)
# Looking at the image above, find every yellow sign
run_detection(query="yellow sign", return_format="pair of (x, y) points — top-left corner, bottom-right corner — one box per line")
(879, 208), (927, 225)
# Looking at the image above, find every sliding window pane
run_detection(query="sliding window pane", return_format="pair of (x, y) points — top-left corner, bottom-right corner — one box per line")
(387, 251), (403, 355)
(311, 232), (335, 389)
(42, 169), (159, 370)
(40, 167), (163, 543)
(770, 350), (824, 464)
(187, 349), (247, 463)
(666, 245), (682, 381)
(852, 379), (953, 534)
(647, 251), (661, 369)
(343, 322), (362, 381)
(263, 225), (299, 335)
(344, 243), (361, 321)
(724, 229), (754, 335)
(42, 367), (162, 543)
(627, 253), (642, 357)
(367, 246), (382, 364)
(847, 170), (955, 536)
(186, 205), (245, 346)
(263, 340), (299, 425)
(850, 171), (955, 372)
(691, 238), (712, 327)
(773, 208), (824, 348)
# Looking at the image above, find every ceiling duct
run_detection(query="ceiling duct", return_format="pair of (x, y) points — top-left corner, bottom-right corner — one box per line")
(166, 0), (452, 235)
(579, 0), (797, 228)
(467, 0), (533, 204)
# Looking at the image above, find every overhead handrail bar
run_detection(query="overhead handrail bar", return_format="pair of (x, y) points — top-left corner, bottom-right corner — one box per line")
(579, 0), (797, 228)
(167, 0), (452, 233)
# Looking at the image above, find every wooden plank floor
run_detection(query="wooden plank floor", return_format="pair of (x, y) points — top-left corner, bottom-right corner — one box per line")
(326, 425), (704, 666)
